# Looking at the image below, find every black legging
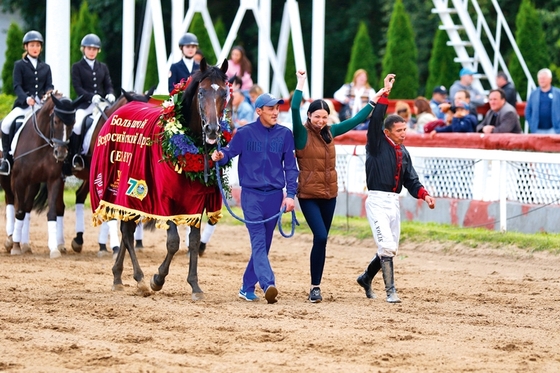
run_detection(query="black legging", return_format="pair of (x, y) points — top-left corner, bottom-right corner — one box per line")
(298, 197), (337, 286)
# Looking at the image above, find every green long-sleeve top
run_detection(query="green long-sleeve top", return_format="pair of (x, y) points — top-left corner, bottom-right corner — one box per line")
(291, 89), (374, 150)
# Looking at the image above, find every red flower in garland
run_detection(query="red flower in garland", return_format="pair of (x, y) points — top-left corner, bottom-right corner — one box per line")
(170, 77), (192, 96)
(222, 130), (232, 143)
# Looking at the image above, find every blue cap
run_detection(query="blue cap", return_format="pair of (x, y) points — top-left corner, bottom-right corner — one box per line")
(433, 85), (447, 95)
(254, 93), (284, 109)
(459, 68), (477, 77)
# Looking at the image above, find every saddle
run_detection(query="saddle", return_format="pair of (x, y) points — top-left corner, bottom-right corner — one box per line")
(1, 115), (29, 156)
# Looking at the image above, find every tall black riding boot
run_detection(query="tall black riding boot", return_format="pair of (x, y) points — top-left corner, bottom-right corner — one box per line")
(63, 133), (84, 175)
(356, 254), (381, 299)
(380, 256), (401, 303)
(0, 134), (12, 175)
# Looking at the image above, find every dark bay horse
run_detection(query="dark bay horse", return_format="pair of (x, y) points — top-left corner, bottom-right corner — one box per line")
(69, 90), (153, 253)
(10, 91), (80, 258)
(90, 59), (230, 299)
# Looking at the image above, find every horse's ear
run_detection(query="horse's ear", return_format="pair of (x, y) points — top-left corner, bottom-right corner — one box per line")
(220, 59), (228, 74)
(72, 95), (86, 108)
(51, 94), (61, 107)
(200, 58), (207, 72)
(146, 85), (156, 98)
(122, 90), (135, 102)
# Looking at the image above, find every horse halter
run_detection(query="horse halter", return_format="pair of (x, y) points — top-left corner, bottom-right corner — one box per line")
(197, 81), (229, 145)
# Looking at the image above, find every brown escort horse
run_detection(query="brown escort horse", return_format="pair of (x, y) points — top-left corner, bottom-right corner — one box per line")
(9, 91), (81, 258)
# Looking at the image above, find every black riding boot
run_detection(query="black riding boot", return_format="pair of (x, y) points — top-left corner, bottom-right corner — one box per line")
(0, 134), (12, 175)
(63, 133), (84, 175)
(357, 254), (381, 298)
(380, 256), (401, 303)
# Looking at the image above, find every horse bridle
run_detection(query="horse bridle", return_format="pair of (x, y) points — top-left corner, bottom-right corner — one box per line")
(14, 104), (76, 161)
(197, 80), (230, 183)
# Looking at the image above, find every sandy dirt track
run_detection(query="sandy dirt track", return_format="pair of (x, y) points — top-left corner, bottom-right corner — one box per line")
(0, 207), (559, 373)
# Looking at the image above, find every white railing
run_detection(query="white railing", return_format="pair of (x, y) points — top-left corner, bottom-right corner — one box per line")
(334, 145), (560, 231)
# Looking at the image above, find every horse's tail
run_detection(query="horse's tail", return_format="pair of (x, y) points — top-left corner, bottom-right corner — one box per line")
(144, 219), (157, 231)
(33, 183), (49, 213)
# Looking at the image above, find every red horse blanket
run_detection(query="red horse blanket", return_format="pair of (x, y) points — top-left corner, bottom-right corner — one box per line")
(90, 101), (222, 229)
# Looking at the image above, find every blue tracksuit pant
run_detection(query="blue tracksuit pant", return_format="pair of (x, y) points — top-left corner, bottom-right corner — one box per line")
(240, 188), (283, 292)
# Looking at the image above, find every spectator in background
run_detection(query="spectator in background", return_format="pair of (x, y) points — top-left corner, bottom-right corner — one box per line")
(324, 99), (340, 125)
(525, 68), (560, 134)
(449, 68), (487, 109)
(228, 75), (242, 91)
(249, 84), (263, 109)
(226, 46), (253, 91)
(496, 71), (517, 107)
(413, 97), (437, 133)
(476, 89), (521, 134)
(430, 85), (448, 121)
(231, 88), (254, 129)
(430, 101), (477, 136)
(393, 101), (416, 130)
(440, 89), (477, 120)
(333, 69), (376, 128)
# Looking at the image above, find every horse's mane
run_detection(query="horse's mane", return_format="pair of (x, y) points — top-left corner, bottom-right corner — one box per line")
(180, 64), (228, 124)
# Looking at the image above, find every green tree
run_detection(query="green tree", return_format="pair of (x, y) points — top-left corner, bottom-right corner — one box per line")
(189, 13), (217, 65)
(284, 36), (297, 92)
(379, 0), (419, 99)
(509, 0), (550, 100)
(143, 32), (158, 93)
(70, 1), (102, 98)
(344, 21), (377, 87)
(425, 27), (460, 96)
(1, 22), (24, 95)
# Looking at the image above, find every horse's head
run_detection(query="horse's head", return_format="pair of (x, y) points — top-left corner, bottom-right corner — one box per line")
(181, 59), (229, 145)
(50, 94), (79, 162)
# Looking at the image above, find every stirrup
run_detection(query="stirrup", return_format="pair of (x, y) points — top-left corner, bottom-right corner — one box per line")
(0, 160), (10, 176)
(72, 154), (85, 171)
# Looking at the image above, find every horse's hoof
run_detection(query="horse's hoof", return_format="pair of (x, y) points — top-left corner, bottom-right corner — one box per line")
(10, 245), (22, 256)
(4, 235), (13, 252)
(112, 284), (125, 291)
(97, 249), (110, 258)
(137, 280), (151, 297)
(150, 275), (163, 292)
(192, 292), (205, 301)
(21, 243), (32, 254)
(199, 242), (206, 257)
(57, 245), (67, 254)
(71, 239), (83, 253)
(50, 249), (62, 259)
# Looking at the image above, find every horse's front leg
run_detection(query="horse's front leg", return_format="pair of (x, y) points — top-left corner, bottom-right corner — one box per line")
(55, 184), (66, 254)
(150, 221), (180, 293)
(71, 180), (89, 253)
(187, 225), (204, 300)
(46, 178), (64, 258)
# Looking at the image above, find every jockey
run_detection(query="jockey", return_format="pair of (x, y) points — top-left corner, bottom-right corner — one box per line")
(168, 33), (200, 93)
(0, 30), (53, 176)
(68, 33), (115, 175)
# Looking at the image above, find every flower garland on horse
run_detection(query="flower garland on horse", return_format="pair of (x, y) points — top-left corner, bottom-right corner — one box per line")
(160, 77), (233, 189)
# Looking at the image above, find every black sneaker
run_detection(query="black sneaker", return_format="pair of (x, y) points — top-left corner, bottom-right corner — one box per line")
(308, 287), (322, 303)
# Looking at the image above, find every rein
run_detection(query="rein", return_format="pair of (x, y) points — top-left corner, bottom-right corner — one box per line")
(214, 143), (299, 238)
(14, 103), (72, 162)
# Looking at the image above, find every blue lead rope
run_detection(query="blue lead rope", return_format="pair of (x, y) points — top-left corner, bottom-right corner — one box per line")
(213, 146), (299, 238)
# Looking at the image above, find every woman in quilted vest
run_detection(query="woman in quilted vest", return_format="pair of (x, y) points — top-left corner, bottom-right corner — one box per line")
(292, 70), (387, 303)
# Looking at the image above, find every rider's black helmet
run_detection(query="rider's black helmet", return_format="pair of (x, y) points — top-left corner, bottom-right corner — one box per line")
(81, 34), (102, 49)
(23, 30), (44, 45)
(178, 33), (198, 48)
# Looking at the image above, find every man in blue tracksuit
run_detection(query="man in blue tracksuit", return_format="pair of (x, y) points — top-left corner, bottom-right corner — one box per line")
(212, 93), (298, 304)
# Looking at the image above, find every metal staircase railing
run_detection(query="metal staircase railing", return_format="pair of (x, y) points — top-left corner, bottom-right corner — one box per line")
(431, 0), (536, 103)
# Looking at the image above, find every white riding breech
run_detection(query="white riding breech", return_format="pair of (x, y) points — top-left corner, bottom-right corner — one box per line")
(74, 104), (95, 135)
(365, 190), (401, 258)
